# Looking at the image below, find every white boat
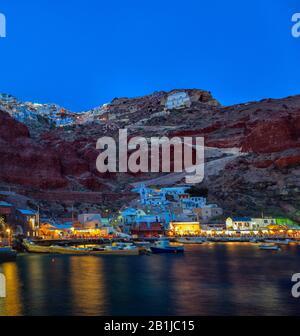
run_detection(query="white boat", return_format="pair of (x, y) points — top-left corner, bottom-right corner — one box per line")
(259, 243), (280, 250)
(176, 237), (206, 244)
(265, 239), (290, 245)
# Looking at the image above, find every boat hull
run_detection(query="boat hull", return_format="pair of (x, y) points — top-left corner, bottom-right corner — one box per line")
(176, 238), (205, 244)
(151, 246), (184, 254)
(23, 240), (140, 256)
(259, 244), (280, 250)
(0, 247), (17, 261)
(90, 249), (140, 256)
(23, 240), (52, 253)
(265, 240), (290, 245)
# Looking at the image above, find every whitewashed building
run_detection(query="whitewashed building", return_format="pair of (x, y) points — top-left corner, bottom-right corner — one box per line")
(78, 213), (102, 229)
(226, 217), (276, 231)
(165, 92), (191, 110)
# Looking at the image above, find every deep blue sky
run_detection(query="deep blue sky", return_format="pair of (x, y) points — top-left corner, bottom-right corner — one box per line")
(0, 0), (300, 111)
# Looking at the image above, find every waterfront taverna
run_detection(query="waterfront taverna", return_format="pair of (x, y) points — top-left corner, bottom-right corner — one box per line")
(169, 221), (201, 236)
(224, 217), (299, 236)
(225, 217), (296, 231)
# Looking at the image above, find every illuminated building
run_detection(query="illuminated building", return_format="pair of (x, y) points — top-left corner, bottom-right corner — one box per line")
(225, 217), (299, 232)
(16, 209), (39, 237)
(165, 92), (192, 110)
(170, 222), (201, 236)
(131, 222), (164, 238)
(132, 184), (222, 225)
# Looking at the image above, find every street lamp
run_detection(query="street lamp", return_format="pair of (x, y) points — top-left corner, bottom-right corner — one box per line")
(6, 228), (11, 246)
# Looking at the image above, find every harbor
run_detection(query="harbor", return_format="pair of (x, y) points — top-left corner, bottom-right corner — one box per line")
(1, 243), (300, 316)
(0, 182), (299, 316)
(1, 184), (300, 260)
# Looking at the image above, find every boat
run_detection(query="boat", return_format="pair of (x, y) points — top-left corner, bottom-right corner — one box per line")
(150, 239), (184, 254)
(50, 245), (89, 254)
(259, 243), (280, 250)
(49, 244), (140, 256)
(0, 247), (17, 261)
(134, 241), (151, 248)
(89, 245), (140, 256)
(264, 239), (290, 245)
(23, 239), (53, 253)
(24, 240), (140, 256)
(176, 237), (206, 244)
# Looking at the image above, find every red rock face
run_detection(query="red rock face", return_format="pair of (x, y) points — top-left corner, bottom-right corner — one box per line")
(241, 119), (300, 153)
(253, 160), (274, 169)
(53, 141), (90, 176)
(0, 110), (67, 189)
(0, 110), (29, 141)
(2, 92), (300, 199)
(78, 175), (108, 191)
(274, 155), (300, 169)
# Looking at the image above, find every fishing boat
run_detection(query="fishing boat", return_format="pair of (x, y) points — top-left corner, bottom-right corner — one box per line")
(0, 247), (17, 261)
(176, 237), (206, 244)
(50, 245), (88, 254)
(134, 241), (151, 248)
(23, 239), (53, 253)
(24, 240), (140, 256)
(89, 245), (140, 256)
(151, 239), (184, 254)
(264, 239), (290, 245)
(259, 243), (280, 250)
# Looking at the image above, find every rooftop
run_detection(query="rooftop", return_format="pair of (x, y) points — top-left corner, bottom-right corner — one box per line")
(17, 209), (37, 216)
(0, 201), (12, 207)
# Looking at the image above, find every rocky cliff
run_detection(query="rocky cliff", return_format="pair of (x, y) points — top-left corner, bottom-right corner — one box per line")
(0, 89), (299, 220)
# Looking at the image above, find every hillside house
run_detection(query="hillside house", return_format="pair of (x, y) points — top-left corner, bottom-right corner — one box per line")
(165, 92), (191, 110)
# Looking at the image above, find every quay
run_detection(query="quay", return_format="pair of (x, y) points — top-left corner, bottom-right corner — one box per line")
(0, 185), (300, 256)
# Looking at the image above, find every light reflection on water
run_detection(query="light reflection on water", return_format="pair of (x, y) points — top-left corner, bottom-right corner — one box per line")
(0, 243), (300, 316)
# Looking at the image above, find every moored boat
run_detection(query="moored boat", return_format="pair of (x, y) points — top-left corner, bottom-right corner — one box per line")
(176, 237), (206, 244)
(23, 239), (140, 256)
(89, 245), (140, 256)
(23, 239), (52, 253)
(0, 246), (17, 261)
(50, 245), (88, 254)
(264, 239), (290, 245)
(151, 239), (184, 254)
(259, 243), (280, 250)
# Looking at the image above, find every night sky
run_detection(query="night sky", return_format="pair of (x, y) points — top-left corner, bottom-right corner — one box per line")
(0, 0), (300, 111)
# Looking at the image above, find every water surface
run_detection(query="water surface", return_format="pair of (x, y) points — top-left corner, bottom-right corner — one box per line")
(0, 243), (300, 316)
